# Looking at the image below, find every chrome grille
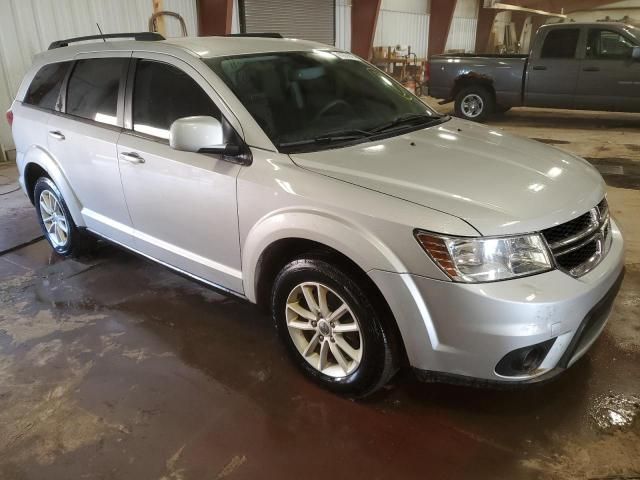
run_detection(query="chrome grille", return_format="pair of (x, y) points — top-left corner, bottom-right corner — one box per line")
(542, 198), (611, 277)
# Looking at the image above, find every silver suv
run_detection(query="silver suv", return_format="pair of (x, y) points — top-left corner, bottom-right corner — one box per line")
(8, 33), (624, 396)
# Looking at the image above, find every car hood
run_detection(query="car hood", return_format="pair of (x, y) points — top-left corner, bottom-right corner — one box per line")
(289, 119), (605, 236)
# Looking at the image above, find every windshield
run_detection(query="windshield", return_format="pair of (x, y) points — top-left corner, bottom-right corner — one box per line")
(205, 51), (445, 152)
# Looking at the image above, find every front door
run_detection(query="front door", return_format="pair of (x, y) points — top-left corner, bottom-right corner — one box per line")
(576, 27), (640, 112)
(525, 27), (581, 109)
(117, 56), (244, 293)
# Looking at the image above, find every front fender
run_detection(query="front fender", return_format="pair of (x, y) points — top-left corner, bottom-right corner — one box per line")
(242, 207), (406, 303)
(22, 145), (85, 226)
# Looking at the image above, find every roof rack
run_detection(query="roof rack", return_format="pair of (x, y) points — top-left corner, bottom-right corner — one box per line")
(224, 33), (283, 39)
(48, 32), (165, 50)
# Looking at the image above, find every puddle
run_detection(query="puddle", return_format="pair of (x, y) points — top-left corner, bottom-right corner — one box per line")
(590, 392), (640, 432)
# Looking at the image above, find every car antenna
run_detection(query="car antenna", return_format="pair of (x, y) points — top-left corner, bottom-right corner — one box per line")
(96, 23), (107, 42)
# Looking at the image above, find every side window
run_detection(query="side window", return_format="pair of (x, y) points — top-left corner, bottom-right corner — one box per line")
(540, 29), (580, 59)
(132, 60), (221, 140)
(24, 61), (72, 110)
(66, 58), (127, 126)
(587, 29), (635, 60)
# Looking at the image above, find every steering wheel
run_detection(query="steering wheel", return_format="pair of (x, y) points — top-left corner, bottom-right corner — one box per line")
(314, 99), (353, 120)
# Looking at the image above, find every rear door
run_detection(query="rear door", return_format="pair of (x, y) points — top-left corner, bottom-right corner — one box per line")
(575, 27), (640, 112)
(117, 54), (243, 293)
(46, 53), (133, 245)
(525, 27), (582, 108)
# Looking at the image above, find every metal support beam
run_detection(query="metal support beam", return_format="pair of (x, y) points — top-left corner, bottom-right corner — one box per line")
(475, 6), (498, 53)
(428, 0), (457, 57)
(197, 0), (233, 36)
(511, 11), (529, 46)
(351, 0), (381, 60)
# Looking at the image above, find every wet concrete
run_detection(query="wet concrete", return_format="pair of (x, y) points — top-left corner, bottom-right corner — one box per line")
(1, 107), (640, 479)
(0, 163), (42, 253)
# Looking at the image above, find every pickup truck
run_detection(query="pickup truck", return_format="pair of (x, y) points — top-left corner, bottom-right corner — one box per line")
(428, 22), (640, 121)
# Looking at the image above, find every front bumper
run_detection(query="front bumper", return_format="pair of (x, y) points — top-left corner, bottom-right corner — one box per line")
(370, 219), (625, 383)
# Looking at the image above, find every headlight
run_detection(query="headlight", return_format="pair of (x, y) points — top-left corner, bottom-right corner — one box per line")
(415, 231), (553, 283)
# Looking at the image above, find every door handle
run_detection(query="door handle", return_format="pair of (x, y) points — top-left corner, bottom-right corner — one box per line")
(119, 152), (145, 164)
(48, 130), (65, 141)
(582, 66), (600, 72)
(532, 65), (547, 71)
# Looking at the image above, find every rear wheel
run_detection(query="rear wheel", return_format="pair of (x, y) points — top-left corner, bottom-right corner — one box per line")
(34, 177), (96, 257)
(454, 85), (494, 122)
(271, 256), (399, 397)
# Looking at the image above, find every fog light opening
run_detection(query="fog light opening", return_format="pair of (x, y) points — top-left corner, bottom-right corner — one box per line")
(495, 338), (556, 377)
(521, 347), (544, 372)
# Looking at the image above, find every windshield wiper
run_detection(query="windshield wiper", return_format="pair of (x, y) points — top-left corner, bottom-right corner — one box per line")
(278, 129), (372, 148)
(368, 113), (446, 134)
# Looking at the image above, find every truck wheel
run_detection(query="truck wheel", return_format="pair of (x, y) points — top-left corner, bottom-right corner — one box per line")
(454, 86), (494, 122)
(271, 255), (399, 397)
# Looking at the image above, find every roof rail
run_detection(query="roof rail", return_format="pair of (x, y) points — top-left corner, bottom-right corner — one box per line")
(48, 32), (165, 50)
(224, 33), (283, 39)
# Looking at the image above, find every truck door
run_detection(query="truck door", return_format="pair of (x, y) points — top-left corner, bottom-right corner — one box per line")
(576, 27), (640, 112)
(525, 27), (581, 109)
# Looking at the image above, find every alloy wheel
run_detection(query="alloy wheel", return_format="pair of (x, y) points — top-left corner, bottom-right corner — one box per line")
(285, 282), (363, 378)
(39, 190), (69, 248)
(461, 93), (484, 118)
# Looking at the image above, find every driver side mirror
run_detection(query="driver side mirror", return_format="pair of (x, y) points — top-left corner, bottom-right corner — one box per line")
(632, 46), (640, 61)
(169, 116), (245, 159)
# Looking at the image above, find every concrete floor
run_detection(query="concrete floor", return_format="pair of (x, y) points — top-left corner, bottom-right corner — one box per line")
(1, 107), (639, 479)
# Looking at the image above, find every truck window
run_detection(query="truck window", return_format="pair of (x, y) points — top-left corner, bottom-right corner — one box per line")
(587, 29), (635, 59)
(540, 29), (580, 59)
(24, 61), (72, 111)
(66, 58), (128, 126)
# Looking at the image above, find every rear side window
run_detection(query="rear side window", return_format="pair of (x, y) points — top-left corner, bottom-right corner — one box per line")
(66, 58), (127, 126)
(540, 29), (580, 59)
(24, 61), (71, 110)
(132, 60), (221, 139)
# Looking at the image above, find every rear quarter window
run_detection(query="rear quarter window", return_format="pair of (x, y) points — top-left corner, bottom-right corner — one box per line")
(24, 61), (72, 110)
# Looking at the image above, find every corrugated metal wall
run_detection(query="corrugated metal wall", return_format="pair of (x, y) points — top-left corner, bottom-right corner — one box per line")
(445, 17), (478, 52)
(0, 0), (197, 150)
(335, 0), (352, 50)
(374, 9), (429, 59)
(242, 0), (335, 45)
(445, 0), (478, 53)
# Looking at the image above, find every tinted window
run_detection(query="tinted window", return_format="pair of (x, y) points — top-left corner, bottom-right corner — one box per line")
(206, 51), (437, 150)
(541, 29), (580, 59)
(24, 61), (71, 110)
(66, 58), (127, 125)
(587, 29), (635, 59)
(133, 60), (221, 139)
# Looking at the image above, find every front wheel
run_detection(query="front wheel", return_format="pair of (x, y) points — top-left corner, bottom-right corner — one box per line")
(271, 256), (399, 397)
(454, 85), (494, 122)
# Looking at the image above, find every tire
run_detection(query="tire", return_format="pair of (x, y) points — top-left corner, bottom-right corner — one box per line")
(271, 255), (399, 397)
(454, 85), (494, 122)
(34, 177), (96, 257)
